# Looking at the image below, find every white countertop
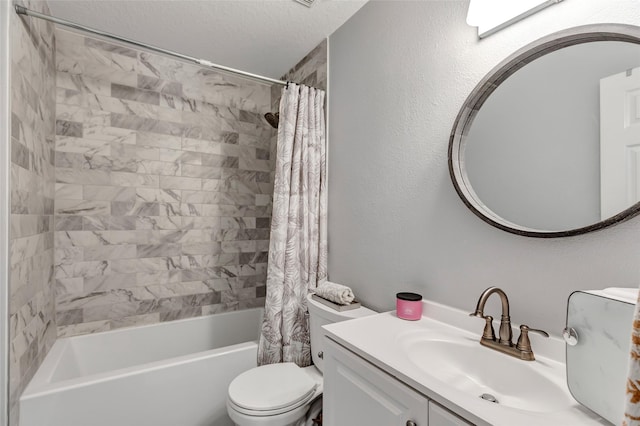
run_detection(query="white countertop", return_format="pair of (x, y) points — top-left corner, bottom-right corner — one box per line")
(323, 299), (610, 426)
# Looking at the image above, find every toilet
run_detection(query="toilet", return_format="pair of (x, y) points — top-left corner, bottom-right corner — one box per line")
(226, 293), (376, 426)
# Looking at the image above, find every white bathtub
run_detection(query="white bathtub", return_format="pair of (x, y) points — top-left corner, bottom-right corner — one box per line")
(20, 308), (263, 426)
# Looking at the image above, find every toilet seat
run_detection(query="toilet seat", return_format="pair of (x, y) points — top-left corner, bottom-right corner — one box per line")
(228, 363), (318, 416)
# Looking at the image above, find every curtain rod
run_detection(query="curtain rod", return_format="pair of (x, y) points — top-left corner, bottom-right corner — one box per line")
(14, 4), (288, 87)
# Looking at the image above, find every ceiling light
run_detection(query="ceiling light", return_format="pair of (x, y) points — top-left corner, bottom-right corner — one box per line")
(294, 0), (316, 8)
(467, 0), (564, 39)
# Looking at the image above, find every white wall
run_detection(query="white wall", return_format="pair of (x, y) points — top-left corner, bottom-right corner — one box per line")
(328, 0), (640, 335)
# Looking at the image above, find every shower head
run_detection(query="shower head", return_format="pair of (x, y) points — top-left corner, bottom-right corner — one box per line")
(264, 112), (279, 129)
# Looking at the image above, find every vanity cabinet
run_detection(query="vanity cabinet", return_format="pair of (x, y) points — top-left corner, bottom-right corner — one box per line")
(323, 337), (472, 426)
(428, 402), (473, 426)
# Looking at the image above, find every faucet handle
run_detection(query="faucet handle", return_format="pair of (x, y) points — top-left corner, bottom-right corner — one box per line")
(516, 324), (549, 354)
(525, 326), (549, 338)
(482, 315), (496, 341)
(470, 314), (496, 341)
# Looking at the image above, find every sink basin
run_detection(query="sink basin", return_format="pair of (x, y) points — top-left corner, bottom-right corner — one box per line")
(400, 331), (574, 413)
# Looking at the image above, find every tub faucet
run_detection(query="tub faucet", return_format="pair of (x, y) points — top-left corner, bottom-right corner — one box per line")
(469, 286), (549, 361)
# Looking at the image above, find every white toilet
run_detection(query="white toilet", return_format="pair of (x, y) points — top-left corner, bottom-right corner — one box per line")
(226, 293), (376, 426)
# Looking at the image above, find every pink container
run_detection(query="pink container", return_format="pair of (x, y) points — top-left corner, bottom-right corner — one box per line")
(396, 292), (423, 320)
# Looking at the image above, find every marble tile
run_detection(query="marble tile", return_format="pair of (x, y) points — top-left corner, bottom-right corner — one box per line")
(83, 185), (136, 202)
(111, 83), (160, 106)
(55, 247), (84, 265)
(57, 320), (111, 338)
(136, 216), (182, 230)
(256, 217), (271, 228)
(83, 273), (138, 292)
(136, 159), (180, 176)
(55, 260), (111, 279)
(10, 2), (57, 423)
(52, 28), (275, 342)
(82, 125), (136, 143)
(239, 251), (269, 265)
(111, 201), (159, 216)
(159, 176), (201, 190)
(159, 307), (201, 322)
(56, 308), (83, 326)
(56, 136), (111, 156)
(56, 104), (111, 126)
(83, 302), (142, 322)
(56, 120), (83, 137)
(11, 138), (30, 170)
(55, 183), (83, 200)
(255, 148), (270, 160)
(82, 215), (136, 231)
(136, 243), (182, 258)
(111, 143), (159, 161)
(85, 38), (138, 58)
(111, 256), (183, 274)
(137, 75), (183, 97)
(111, 171), (159, 188)
(55, 199), (110, 216)
(110, 313), (160, 330)
(111, 113), (185, 137)
(181, 164), (221, 179)
(56, 168), (110, 185)
(136, 188), (181, 203)
(83, 244), (137, 261)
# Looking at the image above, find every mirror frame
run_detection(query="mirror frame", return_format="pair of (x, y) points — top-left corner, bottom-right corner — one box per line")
(449, 24), (640, 238)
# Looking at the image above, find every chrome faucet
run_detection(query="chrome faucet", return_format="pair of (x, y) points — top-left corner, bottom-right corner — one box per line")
(470, 286), (549, 361)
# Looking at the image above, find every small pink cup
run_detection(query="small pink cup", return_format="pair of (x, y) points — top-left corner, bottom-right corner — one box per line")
(396, 292), (423, 320)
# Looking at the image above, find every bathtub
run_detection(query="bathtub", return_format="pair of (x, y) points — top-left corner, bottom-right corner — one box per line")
(20, 308), (263, 426)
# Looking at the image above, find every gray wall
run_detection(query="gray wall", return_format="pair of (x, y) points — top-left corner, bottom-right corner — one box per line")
(328, 0), (640, 335)
(466, 41), (640, 231)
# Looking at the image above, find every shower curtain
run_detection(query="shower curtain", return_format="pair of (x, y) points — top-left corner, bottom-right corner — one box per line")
(624, 298), (640, 425)
(257, 83), (327, 367)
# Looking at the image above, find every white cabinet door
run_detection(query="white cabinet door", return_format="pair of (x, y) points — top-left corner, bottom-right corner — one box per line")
(323, 337), (429, 426)
(428, 401), (473, 426)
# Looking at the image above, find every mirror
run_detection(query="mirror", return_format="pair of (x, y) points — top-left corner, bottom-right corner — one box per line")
(449, 25), (640, 238)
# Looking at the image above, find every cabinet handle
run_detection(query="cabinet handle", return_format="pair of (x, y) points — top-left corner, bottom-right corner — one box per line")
(318, 351), (323, 359)
(406, 421), (417, 426)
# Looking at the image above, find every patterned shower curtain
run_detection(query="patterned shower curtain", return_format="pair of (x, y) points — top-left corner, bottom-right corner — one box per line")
(624, 297), (640, 425)
(257, 83), (327, 367)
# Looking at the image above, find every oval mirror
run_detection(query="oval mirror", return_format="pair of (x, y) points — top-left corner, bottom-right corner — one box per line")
(449, 25), (640, 238)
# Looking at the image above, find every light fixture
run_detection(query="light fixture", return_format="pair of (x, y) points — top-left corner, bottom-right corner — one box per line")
(294, 0), (316, 7)
(467, 0), (564, 39)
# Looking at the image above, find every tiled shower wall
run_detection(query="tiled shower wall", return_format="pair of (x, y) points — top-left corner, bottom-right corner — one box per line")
(9, 1), (56, 424)
(271, 39), (328, 112)
(54, 29), (273, 337)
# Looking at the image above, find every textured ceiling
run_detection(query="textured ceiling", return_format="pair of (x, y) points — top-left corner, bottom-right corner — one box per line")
(47, 0), (368, 79)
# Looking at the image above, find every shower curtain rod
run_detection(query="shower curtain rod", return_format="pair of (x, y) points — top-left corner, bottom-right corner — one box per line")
(14, 4), (289, 87)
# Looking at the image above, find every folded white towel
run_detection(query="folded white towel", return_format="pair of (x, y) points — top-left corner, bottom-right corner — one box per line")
(314, 281), (355, 305)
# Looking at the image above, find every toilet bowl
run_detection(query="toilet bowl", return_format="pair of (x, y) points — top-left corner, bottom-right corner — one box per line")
(227, 363), (322, 426)
(227, 292), (376, 426)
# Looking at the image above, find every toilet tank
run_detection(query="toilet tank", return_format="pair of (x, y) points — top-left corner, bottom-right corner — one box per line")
(306, 293), (376, 372)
